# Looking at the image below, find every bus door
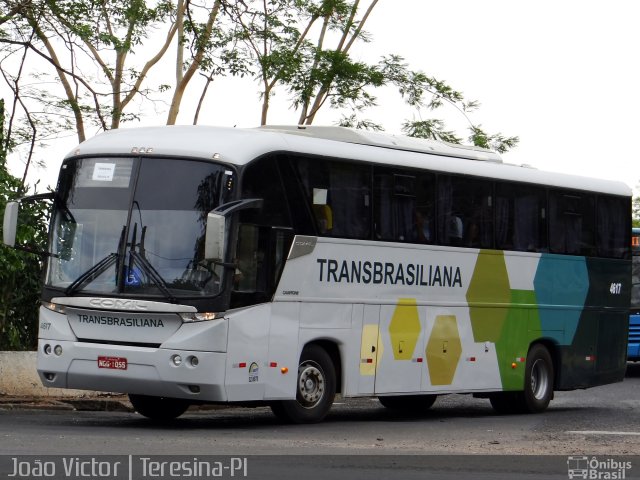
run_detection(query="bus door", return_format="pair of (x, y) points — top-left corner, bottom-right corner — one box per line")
(231, 224), (294, 308)
(374, 300), (426, 394)
(357, 304), (380, 395)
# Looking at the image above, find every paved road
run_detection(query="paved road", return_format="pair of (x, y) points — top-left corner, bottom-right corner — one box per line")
(1, 364), (639, 479)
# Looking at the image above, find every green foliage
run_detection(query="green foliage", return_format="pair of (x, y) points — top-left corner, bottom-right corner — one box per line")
(338, 113), (382, 131)
(0, 100), (49, 350)
(0, 170), (49, 351)
(225, 2), (518, 152)
(401, 119), (462, 144)
(3, 0), (518, 154)
(383, 55), (518, 152)
(467, 125), (520, 154)
(633, 190), (639, 228)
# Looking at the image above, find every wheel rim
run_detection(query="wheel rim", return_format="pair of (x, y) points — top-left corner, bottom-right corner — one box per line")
(297, 360), (325, 409)
(530, 358), (549, 400)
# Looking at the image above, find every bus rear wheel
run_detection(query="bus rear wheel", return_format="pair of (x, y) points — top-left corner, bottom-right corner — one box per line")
(270, 344), (336, 424)
(489, 344), (554, 414)
(521, 343), (554, 413)
(378, 395), (437, 412)
(128, 394), (190, 420)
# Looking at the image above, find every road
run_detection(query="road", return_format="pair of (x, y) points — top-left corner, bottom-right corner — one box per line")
(1, 364), (639, 479)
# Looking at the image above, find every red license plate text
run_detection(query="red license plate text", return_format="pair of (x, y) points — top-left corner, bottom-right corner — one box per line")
(97, 356), (128, 370)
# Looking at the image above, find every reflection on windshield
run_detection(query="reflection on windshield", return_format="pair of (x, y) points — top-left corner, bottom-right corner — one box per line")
(46, 157), (234, 298)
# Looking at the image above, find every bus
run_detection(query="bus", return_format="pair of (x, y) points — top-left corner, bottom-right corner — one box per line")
(3, 125), (632, 423)
(629, 228), (640, 360)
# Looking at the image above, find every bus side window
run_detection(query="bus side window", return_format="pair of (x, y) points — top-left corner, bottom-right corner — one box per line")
(550, 191), (595, 256)
(495, 182), (547, 252)
(438, 175), (492, 249)
(295, 157), (371, 239)
(234, 223), (262, 292)
(374, 168), (435, 243)
(596, 195), (629, 259)
(325, 162), (370, 239)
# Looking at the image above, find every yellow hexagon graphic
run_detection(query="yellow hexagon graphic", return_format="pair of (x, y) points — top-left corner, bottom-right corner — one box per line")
(426, 315), (462, 385)
(466, 250), (511, 343)
(360, 324), (384, 376)
(388, 298), (421, 361)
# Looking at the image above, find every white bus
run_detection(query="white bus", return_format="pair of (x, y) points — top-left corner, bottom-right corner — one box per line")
(4, 125), (632, 423)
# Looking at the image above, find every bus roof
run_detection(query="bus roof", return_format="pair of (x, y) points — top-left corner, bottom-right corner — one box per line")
(67, 125), (631, 197)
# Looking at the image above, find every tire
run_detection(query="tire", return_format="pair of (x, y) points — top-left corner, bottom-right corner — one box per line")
(270, 344), (336, 424)
(489, 344), (554, 414)
(378, 394), (437, 412)
(520, 343), (554, 413)
(128, 394), (190, 420)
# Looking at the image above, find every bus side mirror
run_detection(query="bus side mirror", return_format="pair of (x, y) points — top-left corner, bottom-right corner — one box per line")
(205, 212), (226, 261)
(3, 201), (19, 247)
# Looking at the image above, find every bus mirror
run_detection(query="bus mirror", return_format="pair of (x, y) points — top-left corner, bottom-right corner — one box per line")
(3, 201), (19, 247)
(205, 212), (226, 261)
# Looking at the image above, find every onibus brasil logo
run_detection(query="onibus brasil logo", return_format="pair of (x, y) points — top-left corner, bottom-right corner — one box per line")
(567, 457), (632, 479)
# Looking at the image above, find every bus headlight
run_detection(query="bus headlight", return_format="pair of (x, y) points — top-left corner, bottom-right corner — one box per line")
(179, 312), (220, 323)
(42, 302), (66, 314)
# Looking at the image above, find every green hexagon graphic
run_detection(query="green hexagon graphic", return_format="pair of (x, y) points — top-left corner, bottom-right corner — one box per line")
(389, 298), (421, 361)
(467, 250), (511, 343)
(426, 315), (462, 385)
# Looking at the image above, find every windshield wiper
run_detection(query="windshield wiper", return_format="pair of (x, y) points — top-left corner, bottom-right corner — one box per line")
(64, 253), (118, 296)
(64, 226), (126, 296)
(126, 223), (177, 303)
(63, 222), (177, 303)
(128, 251), (177, 303)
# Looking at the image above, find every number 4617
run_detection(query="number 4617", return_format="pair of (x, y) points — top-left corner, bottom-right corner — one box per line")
(609, 282), (622, 295)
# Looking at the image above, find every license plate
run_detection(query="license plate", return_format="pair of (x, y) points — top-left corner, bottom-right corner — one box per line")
(97, 356), (128, 370)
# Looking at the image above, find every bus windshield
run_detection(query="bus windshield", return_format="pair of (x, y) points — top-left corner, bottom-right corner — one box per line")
(46, 156), (234, 299)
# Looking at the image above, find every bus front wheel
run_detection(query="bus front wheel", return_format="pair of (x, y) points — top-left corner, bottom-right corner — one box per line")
(270, 344), (336, 424)
(128, 394), (190, 421)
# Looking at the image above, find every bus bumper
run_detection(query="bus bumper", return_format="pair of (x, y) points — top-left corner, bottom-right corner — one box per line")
(36, 339), (228, 402)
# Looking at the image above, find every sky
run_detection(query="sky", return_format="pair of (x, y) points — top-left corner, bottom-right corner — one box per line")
(4, 0), (640, 194)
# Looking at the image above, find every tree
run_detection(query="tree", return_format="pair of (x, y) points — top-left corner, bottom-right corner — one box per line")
(2, 0), (518, 155)
(290, 0), (380, 125)
(226, 0), (517, 151)
(226, 0), (388, 126)
(0, 98), (49, 350)
(0, 0), (231, 143)
(166, 0), (224, 124)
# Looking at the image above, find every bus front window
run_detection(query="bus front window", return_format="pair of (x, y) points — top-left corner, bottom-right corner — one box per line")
(46, 157), (234, 298)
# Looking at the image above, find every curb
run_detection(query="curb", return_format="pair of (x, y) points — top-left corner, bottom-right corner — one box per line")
(0, 395), (133, 412)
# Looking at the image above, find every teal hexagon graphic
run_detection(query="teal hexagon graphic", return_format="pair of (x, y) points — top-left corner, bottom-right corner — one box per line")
(533, 254), (589, 345)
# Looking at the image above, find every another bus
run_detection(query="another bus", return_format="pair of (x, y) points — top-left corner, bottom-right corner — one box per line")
(3, 125), (632, 422)
(629, 228), (640, 360)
